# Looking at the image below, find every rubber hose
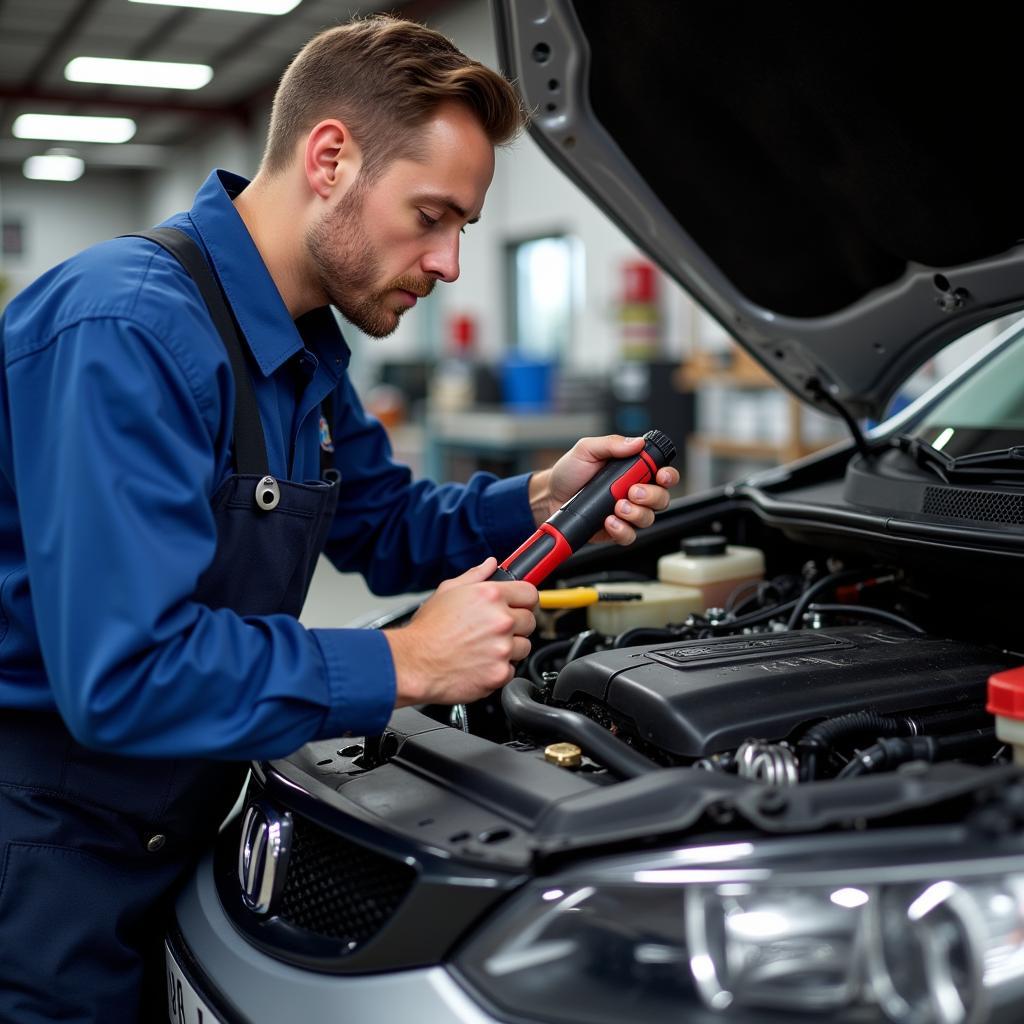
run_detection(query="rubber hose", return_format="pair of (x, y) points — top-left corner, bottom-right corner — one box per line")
(838, 736), (937, 777)
(785, 567), (880, 631)
(501, 676), (659, 778)
(839, 728), (995, 778)
(613, 627), (678, 649)
(565, 629), (601, 663)
(806, 603), (924, 634)
(709, 598), (800, 632)
(525, 638), (573, 688)
(798, 710), (913, 781)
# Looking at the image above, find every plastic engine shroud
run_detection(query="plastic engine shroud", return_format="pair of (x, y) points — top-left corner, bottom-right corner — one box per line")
(551, 627), (1014, 758)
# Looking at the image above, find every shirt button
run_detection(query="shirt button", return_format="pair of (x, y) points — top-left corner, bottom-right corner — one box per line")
(146, 834), (167, 853)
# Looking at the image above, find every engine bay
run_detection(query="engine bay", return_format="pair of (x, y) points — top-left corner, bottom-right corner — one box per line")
(425, 484), (1024, 794)
(488, 572), (1013, 790)
(283, 441), (1024, 854)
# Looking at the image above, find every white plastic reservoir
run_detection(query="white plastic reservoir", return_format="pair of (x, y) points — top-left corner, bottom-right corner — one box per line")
(657, 535), (765, 611)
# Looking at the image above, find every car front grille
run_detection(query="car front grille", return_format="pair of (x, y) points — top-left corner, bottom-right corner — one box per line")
(922, 485), (1024, 525)
(277, 814), (417, 949)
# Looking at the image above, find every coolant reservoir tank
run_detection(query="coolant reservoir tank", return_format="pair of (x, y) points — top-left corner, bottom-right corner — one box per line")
(586, 581), (704, 635)
(657, 536), (765, 611)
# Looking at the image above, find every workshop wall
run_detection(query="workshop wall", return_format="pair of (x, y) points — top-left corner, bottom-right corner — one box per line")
(139, 120), (262, 230)
(0, 172), (146, 304)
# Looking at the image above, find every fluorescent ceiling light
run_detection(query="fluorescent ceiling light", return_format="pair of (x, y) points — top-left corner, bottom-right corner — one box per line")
(23, 154), (85, 182)
(65, 57), (213, 91)
(12, 114), (136, 144)
(129, 0), (301, 13)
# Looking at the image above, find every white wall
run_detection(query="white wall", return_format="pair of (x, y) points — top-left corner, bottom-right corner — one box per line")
(140, 120), (262, 227)
(0, 125), (256, 309)
(0, 171), (147, 305)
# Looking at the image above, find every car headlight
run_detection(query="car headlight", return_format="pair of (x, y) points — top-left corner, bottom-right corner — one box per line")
(453, 837), (1024, 1024)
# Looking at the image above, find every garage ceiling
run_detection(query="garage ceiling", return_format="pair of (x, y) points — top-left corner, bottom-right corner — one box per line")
(0, 0), (453, 171)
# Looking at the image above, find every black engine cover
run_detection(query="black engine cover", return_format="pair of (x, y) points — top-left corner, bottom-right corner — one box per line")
(551, 628), (1013, 758)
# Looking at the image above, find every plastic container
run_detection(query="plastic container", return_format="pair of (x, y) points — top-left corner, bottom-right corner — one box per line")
(987, 666), (1024, 765)
(430, 358), (474, 412)
(657, 535), (765, 611)
(501, 357), (554, 411)
(587, 581), (704, 636)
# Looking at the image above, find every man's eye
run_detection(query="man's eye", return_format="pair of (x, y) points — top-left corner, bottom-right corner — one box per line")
(418, 211), (438, 228)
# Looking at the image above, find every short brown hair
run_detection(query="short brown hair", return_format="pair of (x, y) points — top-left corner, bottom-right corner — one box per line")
(261, 15), (527, 178)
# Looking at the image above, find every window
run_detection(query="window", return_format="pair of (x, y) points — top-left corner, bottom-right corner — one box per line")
(506, 234), (579, 360)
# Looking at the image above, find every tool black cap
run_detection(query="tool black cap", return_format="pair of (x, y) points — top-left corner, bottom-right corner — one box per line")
(642, 428), (676, 465)
(681, 535), (727, 557)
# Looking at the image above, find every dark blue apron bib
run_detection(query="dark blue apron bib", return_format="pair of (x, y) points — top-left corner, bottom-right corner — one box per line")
(0, 228), (340, 1022)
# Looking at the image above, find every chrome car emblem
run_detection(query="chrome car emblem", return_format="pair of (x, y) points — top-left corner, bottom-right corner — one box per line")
(237, 801), (292, 915)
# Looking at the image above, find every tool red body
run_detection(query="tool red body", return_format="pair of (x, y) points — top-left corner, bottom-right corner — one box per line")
(490, 429), (676, 585)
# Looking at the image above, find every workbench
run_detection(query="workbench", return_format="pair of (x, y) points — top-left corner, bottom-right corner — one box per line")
(425, 407), (607, 481)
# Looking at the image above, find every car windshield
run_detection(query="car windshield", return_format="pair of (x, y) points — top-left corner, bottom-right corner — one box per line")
(910, 320), (1024, 457)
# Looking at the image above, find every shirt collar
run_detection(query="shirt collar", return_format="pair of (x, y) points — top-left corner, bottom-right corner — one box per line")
(186, 169), (348, 378)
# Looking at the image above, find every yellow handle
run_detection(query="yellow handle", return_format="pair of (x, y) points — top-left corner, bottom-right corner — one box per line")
(538, 587), (599, 609)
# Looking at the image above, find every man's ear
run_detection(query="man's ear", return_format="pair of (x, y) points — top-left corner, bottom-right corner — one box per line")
(303, 119), (363, 200)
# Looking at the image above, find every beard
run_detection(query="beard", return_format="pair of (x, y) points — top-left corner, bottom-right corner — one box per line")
(305, 181), (435, 338)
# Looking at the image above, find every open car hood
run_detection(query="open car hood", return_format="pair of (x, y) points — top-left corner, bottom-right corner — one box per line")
(492, 1), (1024, 419)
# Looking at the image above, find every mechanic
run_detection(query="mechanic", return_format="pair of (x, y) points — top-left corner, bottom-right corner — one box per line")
(0, 15), (677, 1023)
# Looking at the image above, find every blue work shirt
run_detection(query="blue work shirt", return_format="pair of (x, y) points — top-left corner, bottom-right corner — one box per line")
(0, 169), (536, 760)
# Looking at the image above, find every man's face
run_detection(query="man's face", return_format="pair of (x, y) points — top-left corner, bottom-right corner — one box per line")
(306, 101), (494, 337)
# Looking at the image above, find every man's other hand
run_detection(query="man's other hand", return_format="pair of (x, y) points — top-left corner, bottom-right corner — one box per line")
(529, 434), (679, 545)
(387, 557), (538, 707)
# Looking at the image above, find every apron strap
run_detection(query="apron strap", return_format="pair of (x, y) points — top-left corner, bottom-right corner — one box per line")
(124, 227), (270, 478)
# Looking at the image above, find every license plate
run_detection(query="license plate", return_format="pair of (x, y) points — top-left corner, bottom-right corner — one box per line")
(165, 940), (224, 1024)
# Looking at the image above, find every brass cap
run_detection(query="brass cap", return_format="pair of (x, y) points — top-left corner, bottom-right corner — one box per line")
(544, 742), (582, 769)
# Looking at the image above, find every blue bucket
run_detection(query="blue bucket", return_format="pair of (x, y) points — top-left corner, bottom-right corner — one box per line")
(501, 357), (555, 411)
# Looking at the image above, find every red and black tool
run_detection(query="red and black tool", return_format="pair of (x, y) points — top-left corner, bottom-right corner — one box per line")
(491, 429), (676, 586)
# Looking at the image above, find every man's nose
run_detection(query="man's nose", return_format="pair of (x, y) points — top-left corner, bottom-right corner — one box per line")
(422, 232), (460, 284)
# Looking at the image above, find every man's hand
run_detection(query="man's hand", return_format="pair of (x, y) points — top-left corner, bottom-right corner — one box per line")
(387, 557), (538, 707)
(529, 434), (679, 545)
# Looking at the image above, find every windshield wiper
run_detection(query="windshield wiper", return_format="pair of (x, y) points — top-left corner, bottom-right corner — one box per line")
(894, 434), (1024, 483)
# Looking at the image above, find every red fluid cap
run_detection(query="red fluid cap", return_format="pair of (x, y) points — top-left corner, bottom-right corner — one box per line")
(987, 667), (1024, 719)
